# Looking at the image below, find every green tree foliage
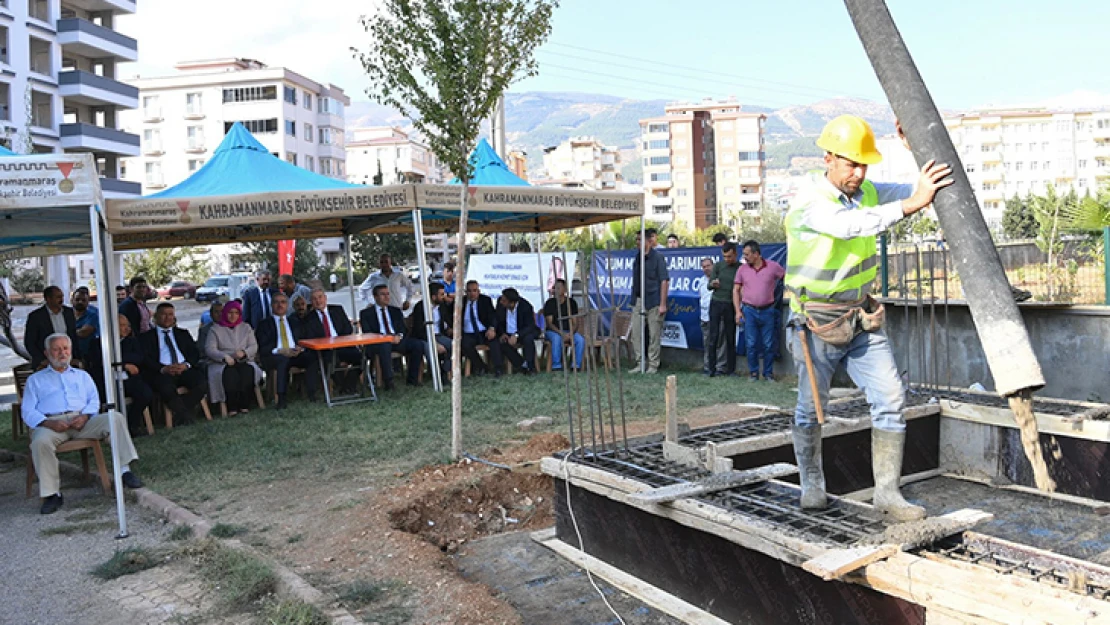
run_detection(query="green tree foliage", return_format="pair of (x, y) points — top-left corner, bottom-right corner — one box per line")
(1001, 193), (1037, 240)
(737, 206), (787, 244)
(350, 233), (418, 276)
(124, 247), (210, 287)
(238, 240), (323, 282)
(9, 267), (44, 301)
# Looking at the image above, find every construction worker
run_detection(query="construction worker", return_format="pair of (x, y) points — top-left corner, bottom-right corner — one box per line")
(786, 115), (952, 521)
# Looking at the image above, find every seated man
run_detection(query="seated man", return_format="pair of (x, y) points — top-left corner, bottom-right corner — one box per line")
(23, 333), (142, 514)
(410, 282), (453, 375)
(302, 287), (361, 393)
(289, 294), (312, 331)
(447, 280), (503, 377)
(140, 303), (207, 426)
(495, 288), (539, 374)
(256, 292), (319, 409)
(543, 279), (586, 371)
(359, 285), (424, 390)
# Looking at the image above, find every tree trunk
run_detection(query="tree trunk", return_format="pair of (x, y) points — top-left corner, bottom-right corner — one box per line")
(450, 179), (470, 459)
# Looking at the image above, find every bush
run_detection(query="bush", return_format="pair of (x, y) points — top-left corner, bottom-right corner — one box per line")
(9, 267), (44, 302)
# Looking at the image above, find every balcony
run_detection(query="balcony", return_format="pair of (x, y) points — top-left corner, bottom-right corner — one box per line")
(62, 0), (137, 14)
(99, 176), (140, 197)
(58, 70), (138, 108)
(1093, 143), (1110, 158)
(980, 169), (1003, 183)
(1092, 122), (1110, 139)
(650, 198), (673, 215)
(59, 122), (139, 156)
(980, 150), (1002, 163)
(645, 177), (672, 191)
(142, 106), (162, 122)
(57, 18), (138, 62)
(184, 105), (204, 120)
(142, 139), (162, 155)
(185, 137), (206, 153)
(145, 173), (165, 189)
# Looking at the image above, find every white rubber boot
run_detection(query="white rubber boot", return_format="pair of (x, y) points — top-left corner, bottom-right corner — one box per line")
(871, 429), (926, 522)
(792, 424), (827, 509)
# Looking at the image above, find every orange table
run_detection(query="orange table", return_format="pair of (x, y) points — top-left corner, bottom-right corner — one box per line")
(299, 334), (395, 407)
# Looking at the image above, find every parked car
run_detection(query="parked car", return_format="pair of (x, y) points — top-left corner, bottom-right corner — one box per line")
(157, 280), (197, 300)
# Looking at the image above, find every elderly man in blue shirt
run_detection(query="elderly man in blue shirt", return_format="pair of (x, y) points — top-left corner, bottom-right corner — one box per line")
(23, 333), (143, 514)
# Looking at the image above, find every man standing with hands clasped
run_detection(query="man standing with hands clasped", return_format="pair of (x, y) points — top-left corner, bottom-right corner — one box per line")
(629, 228), (669, 374)
(785, 115), (952, 521)
(733, 240), (785, 381)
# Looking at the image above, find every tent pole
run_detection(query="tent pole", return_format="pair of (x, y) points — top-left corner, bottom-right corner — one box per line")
(413, 209), (442, 392)
(344, 233), (356, 324)
(639, 218), (647, 373)
(89, 203), (127, 539)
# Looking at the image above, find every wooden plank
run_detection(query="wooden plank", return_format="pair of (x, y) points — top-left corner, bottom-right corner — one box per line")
(802, 544), (900, 581)
(665, 375), (678, 443)
(627, 463), (798, 505)
(940, 399), (1110, 444)
(531, 531), (731, 625)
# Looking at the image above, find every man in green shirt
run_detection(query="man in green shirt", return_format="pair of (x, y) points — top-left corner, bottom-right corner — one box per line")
(707, 242), (741, 376)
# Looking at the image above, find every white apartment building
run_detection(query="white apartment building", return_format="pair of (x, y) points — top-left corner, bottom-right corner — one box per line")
(120, 58), (349, 194)
(639, 99), (766, 229)
(945, 108), (1110, 230)
(540, 136), (621, 190)
(345, 126), (446, 185)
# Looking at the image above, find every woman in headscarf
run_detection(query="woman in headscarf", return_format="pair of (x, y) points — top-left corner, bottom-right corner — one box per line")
(204, 301), (262, 415)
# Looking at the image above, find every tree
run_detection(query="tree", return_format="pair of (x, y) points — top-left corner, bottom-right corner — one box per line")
(9, 267), (44, 302)
(350, 233), (418, 280)
(124, 247), (210, 288)
(1001, 193), (1037, 240)
(239, 239), (323, 282)
(738, 206), (787, 244)
(355, 0), (558, 459)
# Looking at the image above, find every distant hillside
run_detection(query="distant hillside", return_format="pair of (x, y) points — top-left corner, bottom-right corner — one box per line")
(344, 92), (896, 178)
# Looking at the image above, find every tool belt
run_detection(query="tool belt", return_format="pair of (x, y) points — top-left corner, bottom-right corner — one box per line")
(801, 295), (885, 347)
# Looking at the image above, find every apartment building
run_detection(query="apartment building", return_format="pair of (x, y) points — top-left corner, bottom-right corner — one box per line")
(0, 0), (140, 196)
(639, 99), (766, 229)
(540, 136), (621, 190)
(345, 126), (446, 185)
(945, 108), (1110, 230)
(120, 58), (349, 194)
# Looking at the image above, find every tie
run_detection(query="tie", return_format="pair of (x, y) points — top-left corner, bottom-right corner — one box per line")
(262, 290), (270, 318)
(164, 330), (179, 364)
(321, 311), (332, 336)
(381, 307), (393, 334)
(469, 301), (480, 333)
(278, 317), (290, 349)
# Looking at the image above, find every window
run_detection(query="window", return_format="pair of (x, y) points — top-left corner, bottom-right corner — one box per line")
(1015, 162), (1024, 171)
(737, 151), (762, 161)
(646, 139), (669, 150)
(674, 139), (686, 149)
(966, 164), (976, 173)
(318, 96), (344, 117)
(721, 153), (734, 164)
(1079, 178), (1088, 188)
(1044, 161), (1051, 170)
(980, 145), (992, 152)
(676, 189), (688, 197)
(318, 127), (334, 145)
(675, 172), (688, 183)
(185, 92), (202, 116)
(144, 162), (162, 185)
(284, 120), (296, 137)
(647, 156), (670, 166)
(1098, 120), (1110, 130)
(647, 123), (668, 134)
(222, 86), (277, 103)
(722, 169), (736, 179)
(142, 95), (160, 118)
(649, 172), (671, 182)
(303, 91), (312, 110)
(721, 137), (734, 148)
(187, 159), (205, 172)
(723, 186), (735, 195)
(286, 152), (297, 165)
(1042, 142), (1050, 151)
(304, 155), (314, 171)
(1030, 161), (1038, 171)
(1056, 120), (1070, 132)
(320, 158), (335, 176)
(675, 155), (688, 166)
(1079, 159), (1088, 169)
(224, 119), (278, 134)
(304, 123), (313, 142)
(982, 182), (997, 191)
(187, 125), (204, 149)
(283, 86), (297, 105)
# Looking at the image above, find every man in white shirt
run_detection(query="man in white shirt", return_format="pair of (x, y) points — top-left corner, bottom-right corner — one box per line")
(24, 333), (143, 514)
(359, 254), (412, 316)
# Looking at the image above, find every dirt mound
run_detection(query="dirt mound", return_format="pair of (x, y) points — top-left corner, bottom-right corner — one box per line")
(389, 472), (553, 554)
(486, 432), (571, 465)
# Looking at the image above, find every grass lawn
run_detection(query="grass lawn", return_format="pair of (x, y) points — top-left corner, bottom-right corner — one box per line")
(1, 366), (797, 504)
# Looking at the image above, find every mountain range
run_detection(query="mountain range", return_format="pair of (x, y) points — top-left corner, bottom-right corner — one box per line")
(345, 92), (898, 181)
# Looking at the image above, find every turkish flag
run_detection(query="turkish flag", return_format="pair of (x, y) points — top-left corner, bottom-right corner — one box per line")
(277, 240), (296, 276)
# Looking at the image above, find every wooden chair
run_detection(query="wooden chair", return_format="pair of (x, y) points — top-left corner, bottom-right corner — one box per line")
(267, 367), (306, 403)
(610, 310), (635, 365)
(122, 397), (154, 437)
(218, 386), (267, 417)
(10, 363), (33, 440)
(26, 438), (111, 497)
(160, 387), (213, 430)
(464, 344), (490, 377)
(540, 336), (574, 373)
(583, 311), (615, 369)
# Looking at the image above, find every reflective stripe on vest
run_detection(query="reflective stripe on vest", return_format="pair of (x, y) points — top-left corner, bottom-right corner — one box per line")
(785, 179), (879, 311)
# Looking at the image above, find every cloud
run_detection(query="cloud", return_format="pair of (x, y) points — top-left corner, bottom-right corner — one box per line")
(117, 1), (378, 98)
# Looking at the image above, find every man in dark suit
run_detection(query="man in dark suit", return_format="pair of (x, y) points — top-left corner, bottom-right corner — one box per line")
(495, 288), (539, 374)
(118, 276), (153, 336)
(140, 302), (207, 425)
(242, 270), (279, 329)
(445, 280), (503, 377)
(360, 285), (424, 390)
(24, 286), (78, 370)
(302, 287), (361, 393)
(256, 292), (318, 409)
(410, 282), (452, 375)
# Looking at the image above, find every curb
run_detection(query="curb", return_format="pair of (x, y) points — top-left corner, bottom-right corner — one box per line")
(5, 449), (360, 624)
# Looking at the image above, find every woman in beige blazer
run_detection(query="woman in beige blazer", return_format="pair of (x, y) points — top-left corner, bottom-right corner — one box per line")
(204, 301), (262, 415)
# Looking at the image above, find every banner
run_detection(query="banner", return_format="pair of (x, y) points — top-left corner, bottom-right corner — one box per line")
(465, 252), (578, 312)
(588, 244), (786, 351)
(277, 240), (296, 276)
(0, 153), (99, 209)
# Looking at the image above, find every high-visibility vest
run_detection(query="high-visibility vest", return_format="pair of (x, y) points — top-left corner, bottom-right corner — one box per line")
(785, 179), (880, 312)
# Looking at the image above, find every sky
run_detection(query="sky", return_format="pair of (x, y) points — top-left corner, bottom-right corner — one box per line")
(118, 0), (1110, 111)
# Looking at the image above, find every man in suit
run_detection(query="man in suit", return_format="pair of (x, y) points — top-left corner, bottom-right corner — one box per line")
(360, 285), (424, 390)
(140, 302), (207, 425)
(255, 292), (318, 409)
(446, 280), (503, 377)
(118, 276), (153, 336)
(410, 282), (452, 375)
(495, 288), (539, 374)
(278, 274), (313, 316)
(24, 286), (78, 370)
(302, 287), (361, 393)
(242, 270), (279, 329)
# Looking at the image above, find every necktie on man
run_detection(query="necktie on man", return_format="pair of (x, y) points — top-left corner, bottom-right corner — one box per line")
(262, 290), (270, 319)
(381, 307), (393, 334)
(164, 330), (179, 365)
(469, 301), (480, 333)
(278, 317), (290, 350)
(321, 311), (332, 336)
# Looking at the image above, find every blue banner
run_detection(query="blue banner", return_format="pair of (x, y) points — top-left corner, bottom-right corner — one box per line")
(587, 244), (786, 351)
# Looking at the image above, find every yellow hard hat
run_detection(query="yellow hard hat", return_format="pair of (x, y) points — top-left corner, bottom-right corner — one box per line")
(816, 115), (883, 165)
